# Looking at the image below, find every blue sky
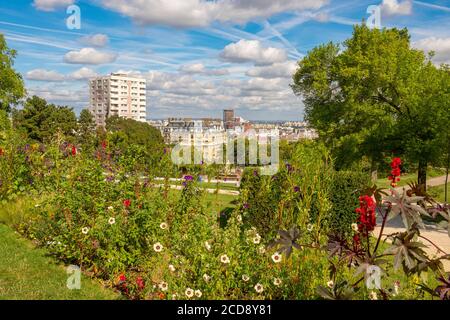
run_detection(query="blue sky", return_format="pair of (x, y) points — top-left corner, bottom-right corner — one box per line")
(0, 0), (449, 120)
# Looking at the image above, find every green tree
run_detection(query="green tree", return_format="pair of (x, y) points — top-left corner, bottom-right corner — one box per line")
(12, 96), (77, 142)
(77, 109), (96, 148)
(292, 25), (449, 189)
(0, 34), (26, 113)
(105, 115), (164, 170)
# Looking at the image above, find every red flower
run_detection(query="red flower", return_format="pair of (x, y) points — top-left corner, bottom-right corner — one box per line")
(71, 145), (77, 156)
(136, 277), (145, 290)
(123, 199), (131, 208)
(101, 140), (108, 149)
(0, 148), (4, 156)
(119, 273), (126, 282)
(388, 157), (402, 187)
(356, 195), (376, 234)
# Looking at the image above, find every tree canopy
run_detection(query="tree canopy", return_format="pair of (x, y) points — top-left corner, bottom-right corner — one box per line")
(0, 34), (25, 113)
(292, 25), (450, 188)
(12, 96), (78, 142)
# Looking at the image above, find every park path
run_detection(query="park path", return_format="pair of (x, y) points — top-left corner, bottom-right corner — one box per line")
(376, 174), (450, 271)
(154, 184), (240, 196)
(392, 174), (449, 193)
(374, 217), (450, 271)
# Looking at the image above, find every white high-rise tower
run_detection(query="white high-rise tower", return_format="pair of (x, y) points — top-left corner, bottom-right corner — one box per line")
(89, 73), (147, 126)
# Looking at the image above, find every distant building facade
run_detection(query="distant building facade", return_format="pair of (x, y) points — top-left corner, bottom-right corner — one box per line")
(223, 109), (235, 129)
(89, 73), (147, 126)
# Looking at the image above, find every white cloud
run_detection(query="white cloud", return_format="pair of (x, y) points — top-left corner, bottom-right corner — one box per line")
(64, 48), (117, 65)
(220, 40), (287, 65)
(246, 61), (297, 78)
(380, 0), (413, 16)
(179, 63), (229, 76)
(414, 37), (450, 64)
(99, 0), (327, 28)
(33, 0), (75, 11)
(70, 67), (98, 80)
(26, 67), (98, 81)
(26, 69), (66, 81)
(180, 63), (205, 74)
(79, 34), (109, 47)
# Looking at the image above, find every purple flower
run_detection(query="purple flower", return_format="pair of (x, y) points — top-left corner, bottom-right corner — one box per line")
(286, 163), (294, 173)
(184, 175), (194, 181)
(294, 186), (300, 193)
(243, 203), (249, 209)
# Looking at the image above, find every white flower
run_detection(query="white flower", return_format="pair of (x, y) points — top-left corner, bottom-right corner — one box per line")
(327, 280), (334, 288)
(159, 281), (168, 291)
(369, 291), (378, 300)
(205, 241), (212, 251)
(34, 204), (41, 208)
(307, 224), (314, 232)
(273, 278), (282, 286)
(169, 264), (175, 272)
(195, 290), (202, 298)
(351, 223), (359, 232)
(107, 206), (114, 211)
(236, 215), (242, 222)
(172, 293), (177, 300)
(185, 288), (194, 298)
(271, 252), (282, 263)
(242, 274), (250, 282)
(160, 222), (168, 230)
(81, 227), (89, 234)
(258, 245), (266, 254)
(393, 281), (400, 296)
(252, 234), (261, 244)
(108, 217), (116, 225)
(153, 242), (163, 252)
(220, 254), (230, 264)
(203, 274), (211, 282)
(254, 283), (264, 293)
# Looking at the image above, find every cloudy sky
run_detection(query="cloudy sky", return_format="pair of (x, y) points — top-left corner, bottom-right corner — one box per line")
(1, 0), (449, 120)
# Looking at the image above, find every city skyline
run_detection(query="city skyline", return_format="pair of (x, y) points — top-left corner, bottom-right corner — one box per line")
(1, 0), (449, 120)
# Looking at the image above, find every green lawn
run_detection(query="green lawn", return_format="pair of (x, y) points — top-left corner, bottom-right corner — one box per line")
(376, 168), (446, 189)
(167, 180), (240, 191)
(0, 223), (120, 300)
(428, 183), (450, 203)
(167, 189), (238, 214)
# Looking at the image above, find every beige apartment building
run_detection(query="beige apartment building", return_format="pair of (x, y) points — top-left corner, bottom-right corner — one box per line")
(89, 73), (147, 126)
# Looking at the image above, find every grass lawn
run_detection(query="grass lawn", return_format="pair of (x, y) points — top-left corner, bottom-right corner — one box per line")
(0, 223), (120, 300)
(428, 183), (450, 204)
(167, 188), (238, 214)
(376, 167), (446, 189)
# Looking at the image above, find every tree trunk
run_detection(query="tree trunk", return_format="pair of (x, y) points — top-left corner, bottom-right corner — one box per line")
(418, 160), (428, 192)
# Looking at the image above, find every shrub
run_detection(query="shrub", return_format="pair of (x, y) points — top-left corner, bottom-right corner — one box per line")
(328, 170), (371, 239)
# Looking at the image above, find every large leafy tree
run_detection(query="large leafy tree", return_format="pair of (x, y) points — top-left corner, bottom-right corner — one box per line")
(105, 115), (164, 159)
(12, 95), (78, 142)
(292, 25), (450, 189)
(77, 108), (96, 148)
(0, 34), (25, 112)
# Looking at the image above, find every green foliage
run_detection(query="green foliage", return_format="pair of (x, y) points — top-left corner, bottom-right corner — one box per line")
(0, 223), (119, 300)
(0, 34), (25, 113)
(77, 109), (96, 152)
(328, 170), (370, 238)
(292, 24), (450, 184)
(239, 141), (333, 239)
(12, 96), (78, 142)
